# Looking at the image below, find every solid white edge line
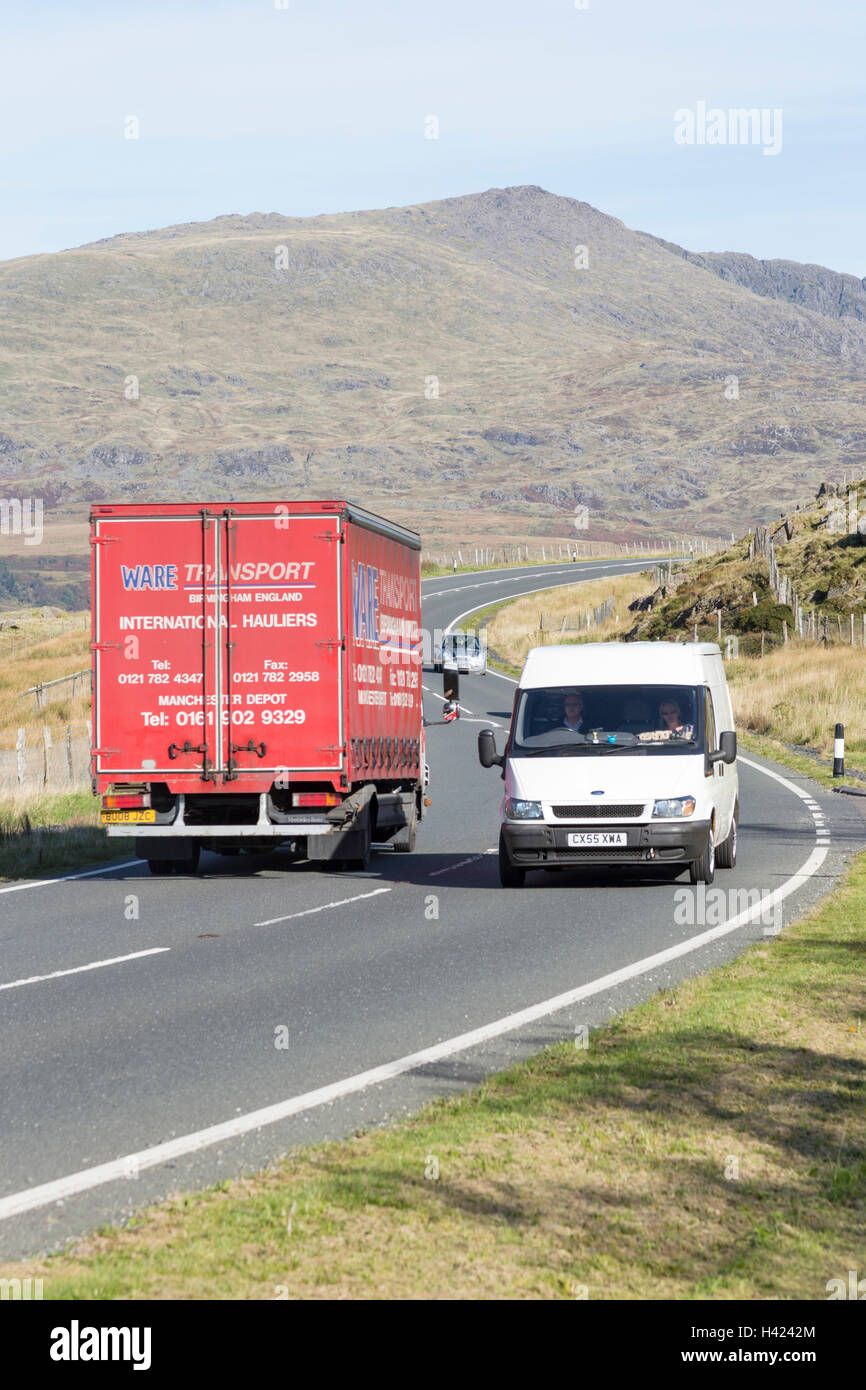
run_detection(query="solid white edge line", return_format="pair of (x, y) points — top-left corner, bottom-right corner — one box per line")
(0, 948), (170, 993)
(0, 860), (144, 896)
(443, 560), (654, 637)
(0, 753), (828, 1222)
(255, 887), (391, 927)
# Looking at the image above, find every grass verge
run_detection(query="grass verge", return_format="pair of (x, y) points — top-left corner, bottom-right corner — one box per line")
(0, 792), (131, 881)
(5, 846), (865, 1300)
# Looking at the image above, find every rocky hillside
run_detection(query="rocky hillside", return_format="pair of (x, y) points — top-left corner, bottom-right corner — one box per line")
(2, 186), (866, 546)
(651, 240), (866, 323)
(626, 479), (866, 652)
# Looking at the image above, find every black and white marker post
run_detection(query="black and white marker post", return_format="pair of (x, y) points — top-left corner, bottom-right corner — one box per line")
(833, 722), (845, 778)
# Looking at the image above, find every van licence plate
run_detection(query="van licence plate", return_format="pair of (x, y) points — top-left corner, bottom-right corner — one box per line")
(567, 831), (627, 847)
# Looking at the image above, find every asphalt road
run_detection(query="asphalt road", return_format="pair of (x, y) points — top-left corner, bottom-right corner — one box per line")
(1, 558), (863, 1260)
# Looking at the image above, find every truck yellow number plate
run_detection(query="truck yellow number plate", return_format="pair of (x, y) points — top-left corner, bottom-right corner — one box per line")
(101, 809), (156, 824)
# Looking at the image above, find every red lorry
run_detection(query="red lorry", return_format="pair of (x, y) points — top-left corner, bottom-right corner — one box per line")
(90, 500), (426, 874)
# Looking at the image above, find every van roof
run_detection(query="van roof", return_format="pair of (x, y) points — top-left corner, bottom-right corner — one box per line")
(519, 641), (723, 689)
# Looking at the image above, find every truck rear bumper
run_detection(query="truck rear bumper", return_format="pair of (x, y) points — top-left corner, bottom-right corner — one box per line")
(107, 792), (343, 838)
(111, 788), (417, 843)
(501, 819), (710, 866)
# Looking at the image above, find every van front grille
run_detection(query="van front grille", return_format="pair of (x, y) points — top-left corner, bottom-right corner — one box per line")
(551, 804), (644, 819)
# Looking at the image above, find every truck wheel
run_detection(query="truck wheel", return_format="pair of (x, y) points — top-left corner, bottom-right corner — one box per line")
(392, 812), (417, 853)
(498, 831), (525, 888)
(717, 806), (738, 869)
(176, 844), (201, 875)
(688, 826), (716, 884)
(147, 859), (175, 877)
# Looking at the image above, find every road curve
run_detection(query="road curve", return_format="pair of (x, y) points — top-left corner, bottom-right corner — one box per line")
(0, 559), (863, 1259)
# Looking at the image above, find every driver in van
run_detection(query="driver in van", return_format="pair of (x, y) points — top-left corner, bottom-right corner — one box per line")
(559, 690), (586, 733)
(639, 697), (695, 742)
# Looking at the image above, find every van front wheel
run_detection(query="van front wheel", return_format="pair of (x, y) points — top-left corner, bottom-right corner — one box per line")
(717, 807), (738, 869)
(689, 826), (716, 885)
(498, 832), (525, 888)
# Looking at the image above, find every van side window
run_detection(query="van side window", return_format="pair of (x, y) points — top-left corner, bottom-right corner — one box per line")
(704, 690), (717, 753)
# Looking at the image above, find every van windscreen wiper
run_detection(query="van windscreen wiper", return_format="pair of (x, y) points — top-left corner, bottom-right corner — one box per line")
(519, 742), (636, 757)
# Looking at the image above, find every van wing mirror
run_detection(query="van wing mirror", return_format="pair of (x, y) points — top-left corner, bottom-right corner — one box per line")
(478, 728), (503, 769)
(443, 669), (459, 706)
(709, 730), (737, 766)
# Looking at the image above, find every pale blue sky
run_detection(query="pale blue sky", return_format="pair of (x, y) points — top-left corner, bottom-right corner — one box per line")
(1, 0), (864, 274)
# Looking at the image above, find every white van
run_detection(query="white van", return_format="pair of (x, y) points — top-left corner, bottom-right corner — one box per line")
(478, 642), (738, 888)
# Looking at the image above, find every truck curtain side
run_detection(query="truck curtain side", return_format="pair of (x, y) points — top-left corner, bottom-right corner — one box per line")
(91, 500), (425, 873)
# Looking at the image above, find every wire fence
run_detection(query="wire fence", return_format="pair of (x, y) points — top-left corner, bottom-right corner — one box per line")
(0, 613), (89, 661)
(753, 520), (866, 644)
(19, 669), (92, 710)
(0, 721), (91, 794)
(421, 535), (729, 571)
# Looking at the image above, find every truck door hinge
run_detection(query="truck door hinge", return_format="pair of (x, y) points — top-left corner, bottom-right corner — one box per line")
(168, 741), (207, 760)
(315, 637), (345, 650)
(90, 535), (119, 546)
(90, 641), (121, 651)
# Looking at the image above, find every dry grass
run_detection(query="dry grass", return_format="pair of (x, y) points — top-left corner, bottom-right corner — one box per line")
(0, 617), (91, 746)
(0, 792), (128, 880)
(484, 571), (658, 668)
(727, 644), (866, 764)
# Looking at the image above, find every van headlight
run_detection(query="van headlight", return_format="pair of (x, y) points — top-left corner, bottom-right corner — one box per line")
(505, 798), (543, 819)
(653, 796), (696, 818)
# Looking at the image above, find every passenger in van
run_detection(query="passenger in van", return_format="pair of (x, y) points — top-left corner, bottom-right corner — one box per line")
(638, 698), (695, 742)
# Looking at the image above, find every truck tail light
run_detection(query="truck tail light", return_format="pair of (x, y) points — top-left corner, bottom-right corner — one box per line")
(292, 792), (341, 807)
(103, 793), (150, 810)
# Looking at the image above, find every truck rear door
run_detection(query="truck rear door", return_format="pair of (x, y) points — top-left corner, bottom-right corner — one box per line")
(220, 509), (343, 778)
(92, 509), (219, 780)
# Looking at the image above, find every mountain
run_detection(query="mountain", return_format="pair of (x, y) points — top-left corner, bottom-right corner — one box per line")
(1, 185), (865, 548)
(651, 238), (866, 322)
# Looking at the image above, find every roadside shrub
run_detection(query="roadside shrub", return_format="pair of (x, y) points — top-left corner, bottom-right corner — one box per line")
(732, 599), (794, 636)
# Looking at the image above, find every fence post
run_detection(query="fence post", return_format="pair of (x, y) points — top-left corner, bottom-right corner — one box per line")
(16, 727), (26, 786)
(42, 727), (52, 788)
(66, 724), (74, 783)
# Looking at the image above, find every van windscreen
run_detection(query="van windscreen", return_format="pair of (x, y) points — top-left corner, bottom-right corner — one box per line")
(510, 684), (703, 756)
